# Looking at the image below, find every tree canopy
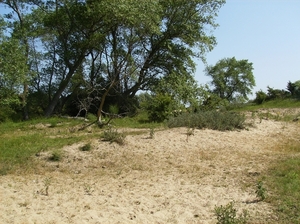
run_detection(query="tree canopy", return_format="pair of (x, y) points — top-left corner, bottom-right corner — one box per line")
(0, 0), (226, 121)
(205, 57), (255, 102)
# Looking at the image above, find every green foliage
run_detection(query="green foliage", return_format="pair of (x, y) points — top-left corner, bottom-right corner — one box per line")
(0, 36), (29, 110)
(206, 57), (255, 102)
(142, 93), (175, 122)
(152, 72), (201, 110)
(267, 156), (300, 223)
(80, 143), (92, 152)
(255, 181), (267, 201)
(254, 90), (268, 104)
(254, 86), (292, 105)
(0, 118), (91, 174)
(101, 127), (126, 145)
(167, 111), (246, 131)
(237, 99), (300, 113)
(214, 201), (249, 224)
(287, 80), (300, 99)
(49, 149), (63, 161)
(1, 0), (225, 118)
(109, 104), (119, 115)
(266, 86), (290, 100)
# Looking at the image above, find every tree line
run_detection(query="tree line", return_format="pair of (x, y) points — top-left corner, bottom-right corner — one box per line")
(0, 0), (226, 122)
(2, 0), (295, 123)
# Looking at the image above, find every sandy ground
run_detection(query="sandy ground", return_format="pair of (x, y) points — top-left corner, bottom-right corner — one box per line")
(1, 112), (300, 224)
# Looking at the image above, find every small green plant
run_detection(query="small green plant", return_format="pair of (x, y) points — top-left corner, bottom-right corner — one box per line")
(49, 149), (63, 161)
(109, 104), (119, 114)
(214, 201), (249, 224)
(149, 128), (155, 139)
(49, 121), (57, 128)
(255, 181), (267, 201)
(42, 177), (52, 196)
(80, 143), (92, 151)
(83, 183), (94, 195)
(186, 126), (195, 142)
(101, 126), (126, 145)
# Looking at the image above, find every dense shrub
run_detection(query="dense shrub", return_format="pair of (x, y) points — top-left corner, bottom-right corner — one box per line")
(142, 93), (175, 122)
(254, 90), (267, 105)
(167, 110), (246, 131)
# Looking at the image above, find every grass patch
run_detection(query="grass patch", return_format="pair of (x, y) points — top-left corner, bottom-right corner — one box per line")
(111, 111), (164, 129)
(235, 99), (300, 112)
(267, 155), (300, 223)
(214, 201), (249, 224)
(0, 118), (95, 175)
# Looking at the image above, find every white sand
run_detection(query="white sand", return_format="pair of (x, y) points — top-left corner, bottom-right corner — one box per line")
(1, 114), (299, 224)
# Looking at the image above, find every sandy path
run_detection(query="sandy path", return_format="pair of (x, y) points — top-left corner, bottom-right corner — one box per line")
(0, 117), (299, 224)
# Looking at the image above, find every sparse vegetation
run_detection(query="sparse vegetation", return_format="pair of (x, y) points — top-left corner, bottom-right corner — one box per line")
(149, 128), (155, 139)
(186, 126), (195, 142)
(83, 183), (94, 195)
(41, 177), (52, 196)
(255, 181), (267, 201)
(101, 127), (126, 145)
(0, 99), (300, 222)
(49, 149), (63, 161)
(214, 201), (249, 224)
(80, 143), (92, 152)
(167, 111), (246, 131)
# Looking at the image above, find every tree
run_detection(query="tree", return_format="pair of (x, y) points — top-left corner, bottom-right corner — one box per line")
(152, 72), (201, 110)
(287, 80), (300, 99)
(205, 57), (255, 102)
(0, 16), (30, 121)
(0, 0), (226, 121)
(95, 0), (225, 122)
(0, 0), (38, 120)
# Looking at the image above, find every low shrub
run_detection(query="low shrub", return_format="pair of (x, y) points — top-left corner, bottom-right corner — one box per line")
(49, 149), (63, 161)
(80, 143), (92, 151)
(167, 110), (246, 131)
(214, 201), (249, 224)
(101, 127), (126, 145)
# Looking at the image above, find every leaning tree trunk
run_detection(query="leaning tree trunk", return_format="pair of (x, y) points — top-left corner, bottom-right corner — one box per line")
(96, 76), (118, 124)
(44, 71), (74, 117)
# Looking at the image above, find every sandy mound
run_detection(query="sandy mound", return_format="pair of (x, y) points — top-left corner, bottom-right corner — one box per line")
(1, 117), (299, 224)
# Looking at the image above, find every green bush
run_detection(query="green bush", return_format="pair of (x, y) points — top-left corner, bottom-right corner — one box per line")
(80, 143), (92, 151)
(49, 149), (63, 161)
(254, 90), (267, 104)
(101, 127), (126, 145)
(142, 93), (175, 122)
(167, 111), (246, 131)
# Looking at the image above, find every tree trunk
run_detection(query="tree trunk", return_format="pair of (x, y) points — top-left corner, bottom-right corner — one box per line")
(44, 71), (74, 117)
(22, 83), (29, 120)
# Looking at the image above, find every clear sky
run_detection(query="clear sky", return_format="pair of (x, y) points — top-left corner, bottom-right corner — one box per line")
(195, 0), (300, 99)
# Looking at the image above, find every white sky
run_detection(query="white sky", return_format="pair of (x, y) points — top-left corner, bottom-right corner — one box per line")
(195, 0), (300, 99)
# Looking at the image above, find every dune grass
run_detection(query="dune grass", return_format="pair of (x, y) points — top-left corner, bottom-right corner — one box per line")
(234, 99), (300, 111)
